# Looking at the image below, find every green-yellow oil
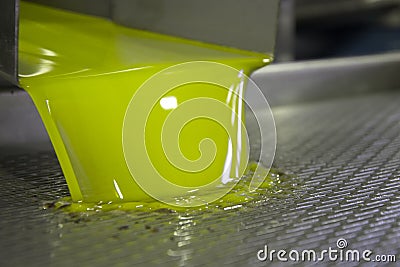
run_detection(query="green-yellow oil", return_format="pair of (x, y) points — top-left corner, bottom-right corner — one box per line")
(46, 165), (297, 213)
(19, 2), (273, 209)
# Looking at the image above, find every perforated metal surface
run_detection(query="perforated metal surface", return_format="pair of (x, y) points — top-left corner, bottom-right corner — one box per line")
(1, 92), (400, 266)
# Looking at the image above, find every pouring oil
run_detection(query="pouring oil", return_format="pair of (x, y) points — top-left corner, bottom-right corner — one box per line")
(19, 2), (279, 210)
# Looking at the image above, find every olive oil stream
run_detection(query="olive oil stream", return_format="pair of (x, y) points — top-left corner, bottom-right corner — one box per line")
(19, 2), (278, 211)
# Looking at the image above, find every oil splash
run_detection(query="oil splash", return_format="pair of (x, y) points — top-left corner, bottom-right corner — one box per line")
(20, 2), (274, 205)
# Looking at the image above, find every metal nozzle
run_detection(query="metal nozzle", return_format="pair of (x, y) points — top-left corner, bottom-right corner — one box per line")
(0, 0), (281, 88)
(26, 0), (280, 54)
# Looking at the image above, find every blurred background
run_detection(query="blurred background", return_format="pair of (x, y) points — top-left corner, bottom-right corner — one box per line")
(275, 0), (400, 62)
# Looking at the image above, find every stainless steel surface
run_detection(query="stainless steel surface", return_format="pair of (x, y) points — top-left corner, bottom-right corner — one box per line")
(112, 0), (280, 54)
(0, 91), (51, 154)
(27, 0), (112, 18)
(25, 0), (280, 54)
(2, 0), (280, 92)
(249, 52), (400, 106)
(1, 91), (400, 266)
(0, 0), (19, 88)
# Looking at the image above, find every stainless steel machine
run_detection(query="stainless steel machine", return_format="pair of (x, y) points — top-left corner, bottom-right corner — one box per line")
(1, 1), (400, 266)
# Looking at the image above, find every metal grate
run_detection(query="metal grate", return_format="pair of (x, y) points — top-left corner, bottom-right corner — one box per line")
(1, 91), (400, 266)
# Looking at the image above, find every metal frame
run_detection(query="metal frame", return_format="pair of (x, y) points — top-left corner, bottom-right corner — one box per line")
(0, 0), (19, 88)
(248, 52), (400, 107)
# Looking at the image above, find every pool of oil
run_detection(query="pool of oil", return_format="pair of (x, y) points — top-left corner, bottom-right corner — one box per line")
(44, 165), (298, 213)
(19, 2), (275, 207)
